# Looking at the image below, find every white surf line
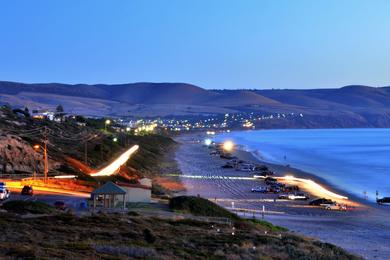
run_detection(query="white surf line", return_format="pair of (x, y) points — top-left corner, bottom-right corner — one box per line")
(91, 145), (139, 177)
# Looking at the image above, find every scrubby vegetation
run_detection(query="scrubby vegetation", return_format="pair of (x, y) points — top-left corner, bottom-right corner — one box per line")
(0, 210), (361, 259)
(2, 201), (55, 215)
(169, 195), (240, 220)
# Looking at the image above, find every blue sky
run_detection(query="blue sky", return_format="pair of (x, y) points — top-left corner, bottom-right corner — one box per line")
(1, 0), (390, 89)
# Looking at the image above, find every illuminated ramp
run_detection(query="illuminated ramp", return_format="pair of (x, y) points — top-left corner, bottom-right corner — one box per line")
(91, 145), (139, 177)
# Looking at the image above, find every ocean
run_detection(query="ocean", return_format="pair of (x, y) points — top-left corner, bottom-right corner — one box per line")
(214, 128), (390, 202)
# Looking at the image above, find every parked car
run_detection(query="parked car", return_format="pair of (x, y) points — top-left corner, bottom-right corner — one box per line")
(254, 165), (268, 171)
(377, 197), (390, 205)
(251, 186), (268, 193)
(288, 193), (309, 200)
(278, 194), (289, 199)
(236, 163), (255, 172)
(21, 185), (33, 195)
(264, 176), (277, 182)
(220, 153), (234, 160)
(283, 185), (300, 192)
(321, 203), (347, 211)
(309, 198), (333, 206)
(268, 186), (281, 193)
(54, 201), (66, 210)
(0, 189), (10, 200)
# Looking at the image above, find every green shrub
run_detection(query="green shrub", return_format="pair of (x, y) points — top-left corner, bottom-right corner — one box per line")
(169, 196), (239, 220)
(143, 228), (156, 244)
(247, 218), (288, 232)
(2, 201), (55, 215)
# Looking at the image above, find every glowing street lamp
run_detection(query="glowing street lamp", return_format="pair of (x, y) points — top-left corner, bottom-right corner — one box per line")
(105, 119), (111, 131)
(223, 140), (234, 152)
(204, 139), (212, 146)
(33, 143), (48, 182)
(113, 137), (118, 142)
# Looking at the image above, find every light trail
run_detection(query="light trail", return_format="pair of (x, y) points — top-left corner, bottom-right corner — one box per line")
(174, 174), (355, 204)
(91, 145), (139, 177)
(169, 174), (254, 180)
(5, 180), (90, 197)
(277, 175), (349, 201)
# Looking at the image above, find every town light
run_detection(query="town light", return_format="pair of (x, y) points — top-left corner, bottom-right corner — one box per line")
(126, 127), (131, 132)
(33, 144), (40, 150)
(204, 139), (212, 146)
(105, 119), (111, 125)
(223, 140), (234, 151)
(113, 137), (118, 142)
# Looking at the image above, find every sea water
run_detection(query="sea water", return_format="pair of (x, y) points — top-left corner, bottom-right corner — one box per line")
(214, 129), (390, 202)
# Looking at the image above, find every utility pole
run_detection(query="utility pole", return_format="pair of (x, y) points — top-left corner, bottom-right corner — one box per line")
(43, 126), (49, 182)
(84, 141), (88, 165)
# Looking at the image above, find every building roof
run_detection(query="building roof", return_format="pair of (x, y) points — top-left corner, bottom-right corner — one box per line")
(92, 181), (127, 195)
(117, 182), (152, 190)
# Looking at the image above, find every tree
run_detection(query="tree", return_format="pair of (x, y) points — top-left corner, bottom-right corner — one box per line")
(56, 105), (64, 113)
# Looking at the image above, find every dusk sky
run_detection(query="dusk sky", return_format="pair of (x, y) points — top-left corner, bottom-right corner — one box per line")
(1, 0), (390, 89)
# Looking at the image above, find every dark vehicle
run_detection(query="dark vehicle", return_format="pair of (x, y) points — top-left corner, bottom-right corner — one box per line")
(377, 197), (390, 205)
(220, 153), (234, 160)
(278, 194), (289, 199)
(221, 164), (234, 168)
(254, 165), (268, 172)
(283, 185), (300, 192)
(21, 185), (33, 195)
(269, 186), (281, 193)
(271, 182), (285, 188)
(264, 177), (277, 182)
(309, 198), (333, 206)
(251, 186), (268, 193)
(54, 201), (66, 210)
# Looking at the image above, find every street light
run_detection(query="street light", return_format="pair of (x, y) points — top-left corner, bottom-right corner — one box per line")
(105, 119), (111, 131)
(33, 143), (48, 182)
(223, 140), (234, 152)
(113, 137), (118, 142)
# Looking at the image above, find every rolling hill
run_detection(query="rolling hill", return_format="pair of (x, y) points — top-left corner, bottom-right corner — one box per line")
(1, 80), (390, 127)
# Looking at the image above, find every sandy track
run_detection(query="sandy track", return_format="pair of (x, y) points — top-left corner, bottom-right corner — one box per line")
(174, 134), (390, 259)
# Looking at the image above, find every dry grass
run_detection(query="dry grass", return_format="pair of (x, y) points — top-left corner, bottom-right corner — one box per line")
(0, 211), (361, 259)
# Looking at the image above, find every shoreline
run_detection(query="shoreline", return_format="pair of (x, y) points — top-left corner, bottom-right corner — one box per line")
(232, 147), (370, 208)
(173, 132), (390, 259)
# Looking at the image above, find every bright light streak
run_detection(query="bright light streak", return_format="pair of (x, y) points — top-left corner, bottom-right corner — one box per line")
(278, 175), (348, 200)
(223, 140), (234, 151)
(91, 145), (139, 177)
(54, 175), (77, 179)
(204, 139), (212, 146)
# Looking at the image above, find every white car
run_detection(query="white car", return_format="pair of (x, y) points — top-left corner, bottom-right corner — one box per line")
(288, 193), (309, 200)
(321, 203), (346, 211)
(0, 189), (10, 200)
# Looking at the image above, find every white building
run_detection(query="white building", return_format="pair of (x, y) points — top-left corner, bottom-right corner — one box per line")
(117, 178), (152, 203)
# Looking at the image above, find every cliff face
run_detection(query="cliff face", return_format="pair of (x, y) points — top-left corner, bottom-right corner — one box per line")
(0, 134), (57, 174)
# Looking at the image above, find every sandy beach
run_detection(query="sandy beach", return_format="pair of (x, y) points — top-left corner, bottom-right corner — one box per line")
(174, 133), (390, 259)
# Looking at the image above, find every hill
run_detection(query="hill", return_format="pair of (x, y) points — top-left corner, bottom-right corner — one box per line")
(2, 80), (390, 127)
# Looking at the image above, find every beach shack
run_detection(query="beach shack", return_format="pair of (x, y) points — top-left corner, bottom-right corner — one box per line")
(91, 182), (127, 210)
(117, 178), (152, 203)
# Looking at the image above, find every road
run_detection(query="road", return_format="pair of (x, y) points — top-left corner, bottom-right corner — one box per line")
(3, 189), (88, 211)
